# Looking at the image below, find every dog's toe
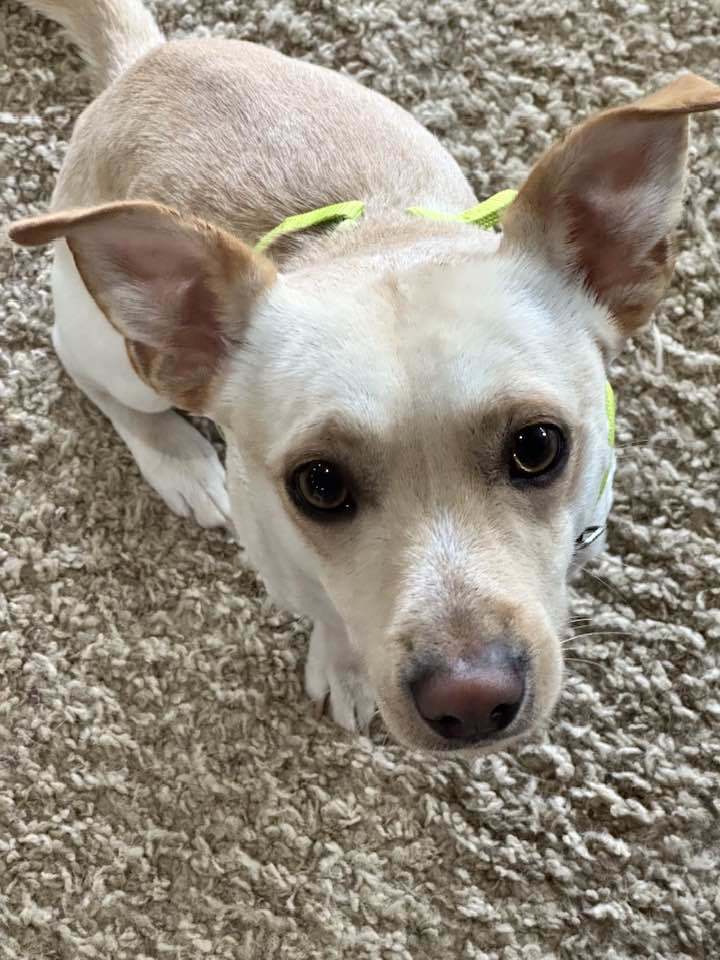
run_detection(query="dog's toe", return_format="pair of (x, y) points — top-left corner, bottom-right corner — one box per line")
(322, 671), (376, 734)
(130, 413), (231, 529)
(305, 625), (376, 734)
(183, 473), (231, 529)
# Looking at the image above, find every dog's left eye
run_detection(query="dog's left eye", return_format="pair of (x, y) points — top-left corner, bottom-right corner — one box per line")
(509, 423), (565, 480)
(289, 460), (356, 519)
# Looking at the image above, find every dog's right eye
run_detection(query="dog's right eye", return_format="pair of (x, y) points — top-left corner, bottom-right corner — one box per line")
(289, 460), (356, 520)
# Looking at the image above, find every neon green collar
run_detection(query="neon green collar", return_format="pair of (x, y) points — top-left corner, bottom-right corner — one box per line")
(597, 381), (616, 501)
(253, 191), (615, 503)
(253, 189), (518, 254)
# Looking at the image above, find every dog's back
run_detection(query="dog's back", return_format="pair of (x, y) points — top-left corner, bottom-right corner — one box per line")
(32, 0), (477, 249)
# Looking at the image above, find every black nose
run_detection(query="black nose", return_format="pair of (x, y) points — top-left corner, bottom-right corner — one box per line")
(409, 642), (527, 743)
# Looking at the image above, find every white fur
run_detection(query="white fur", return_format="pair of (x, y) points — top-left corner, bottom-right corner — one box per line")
(305, 622), (376, 732)
(214, 252), (614, 745)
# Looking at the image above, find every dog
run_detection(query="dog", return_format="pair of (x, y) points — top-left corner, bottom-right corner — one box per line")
(9, 0), (720, 753)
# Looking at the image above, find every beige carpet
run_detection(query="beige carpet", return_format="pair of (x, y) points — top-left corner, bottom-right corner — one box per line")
(2, 1), (719, 957)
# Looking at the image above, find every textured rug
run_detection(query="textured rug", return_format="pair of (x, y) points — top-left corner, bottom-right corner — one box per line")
(1, 1), (719, 958)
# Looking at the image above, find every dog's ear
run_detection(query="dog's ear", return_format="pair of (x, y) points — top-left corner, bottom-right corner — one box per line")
(500, 73), (720, 340)
(9, 201), (276, 412)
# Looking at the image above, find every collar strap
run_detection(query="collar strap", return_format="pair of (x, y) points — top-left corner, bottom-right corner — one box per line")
(253, 189), (518, 254)
(605, 381), (616, 448)
(407, 189), (518, 229)
(254, 200), (365, 254)
(597, 380), (616, 501)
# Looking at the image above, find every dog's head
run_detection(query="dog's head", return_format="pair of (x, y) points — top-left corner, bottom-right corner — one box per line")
(11, 74), (720, 751)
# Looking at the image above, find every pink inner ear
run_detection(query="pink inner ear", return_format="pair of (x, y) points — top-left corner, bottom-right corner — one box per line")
(173, 274), (225, 358)
(558, 116), (683, 300)
(91, 225), (226, 362)
(109, 230), (205, 285)
(564, 193), (646, 294)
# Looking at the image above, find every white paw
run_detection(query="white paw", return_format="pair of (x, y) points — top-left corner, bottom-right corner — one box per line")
(131, 415), (231, 528)
(305, 624), (376, 733)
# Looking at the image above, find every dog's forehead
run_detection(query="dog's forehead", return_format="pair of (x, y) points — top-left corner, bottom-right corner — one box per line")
(256, 256), (604, 433)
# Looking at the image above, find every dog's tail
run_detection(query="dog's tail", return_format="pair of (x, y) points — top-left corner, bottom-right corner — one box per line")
(21, 0), (164, 91)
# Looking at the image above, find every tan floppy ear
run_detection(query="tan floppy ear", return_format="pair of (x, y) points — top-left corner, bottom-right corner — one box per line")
(9, 201), (276, 412)
(500, 73), (720, 338)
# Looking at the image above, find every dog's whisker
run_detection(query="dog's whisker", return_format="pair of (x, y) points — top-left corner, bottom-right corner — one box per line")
(615, 439), (652, 449)
(582, 567), (616, 589)
(615, 449), (660, 460)
(581, 567), (633, 606)
(583, 567), (660, 620)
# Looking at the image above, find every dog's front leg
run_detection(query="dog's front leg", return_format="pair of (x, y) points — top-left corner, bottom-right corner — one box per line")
(304, 621), (376, 734)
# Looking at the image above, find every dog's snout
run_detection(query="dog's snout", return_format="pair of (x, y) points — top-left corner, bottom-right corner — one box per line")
(409, 642), (526, 743)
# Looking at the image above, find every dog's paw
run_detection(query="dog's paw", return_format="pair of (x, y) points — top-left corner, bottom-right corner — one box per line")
(305, 624), (376, 733)
(131, 414), (231, 528)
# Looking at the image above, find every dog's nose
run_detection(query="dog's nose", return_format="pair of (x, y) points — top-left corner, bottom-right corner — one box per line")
(410, 642), (526, 743)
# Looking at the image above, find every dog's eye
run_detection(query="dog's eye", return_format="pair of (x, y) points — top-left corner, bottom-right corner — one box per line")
(509, 423), (565, 480)
(290, 460), (355, 518)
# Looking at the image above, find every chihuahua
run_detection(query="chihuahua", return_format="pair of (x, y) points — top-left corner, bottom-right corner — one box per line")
(9, 0), (720, 752)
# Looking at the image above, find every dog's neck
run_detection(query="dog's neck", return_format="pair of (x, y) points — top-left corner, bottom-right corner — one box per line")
(255, 193), (515, 272)
(270, 211), (502, 273)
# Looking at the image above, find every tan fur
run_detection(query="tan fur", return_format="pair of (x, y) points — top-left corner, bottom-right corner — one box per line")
(21, 0), (162, 90)
(46, 39), (476, 251)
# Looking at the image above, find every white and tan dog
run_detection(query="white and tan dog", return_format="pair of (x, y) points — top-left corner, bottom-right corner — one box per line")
(9, 0), (720, 752)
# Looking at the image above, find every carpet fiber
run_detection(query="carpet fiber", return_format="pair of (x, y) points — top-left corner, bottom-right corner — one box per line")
(1, 1), (719, 957)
